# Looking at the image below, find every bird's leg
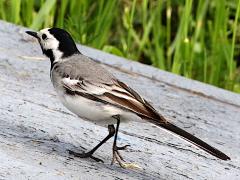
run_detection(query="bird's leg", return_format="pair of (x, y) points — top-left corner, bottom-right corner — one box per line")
(68, 124), (115, 163)
(111, 115), (140, 169)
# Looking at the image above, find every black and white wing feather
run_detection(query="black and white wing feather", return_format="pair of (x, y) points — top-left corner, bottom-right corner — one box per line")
(61, 76), (162, 120)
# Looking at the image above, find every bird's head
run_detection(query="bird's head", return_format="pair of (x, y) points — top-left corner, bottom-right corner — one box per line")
(26, 28), (80, 63)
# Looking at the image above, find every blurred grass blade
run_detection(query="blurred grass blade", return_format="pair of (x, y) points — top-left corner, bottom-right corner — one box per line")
(30, 0), (56, 30)
(227, 0), (240, 90)
(0, 0), (6, 20)
(10, 0), (21, 23)
(103, 45), (124, 57)
(55, 0), (68, 28)
(21, 0), (34, 26)
(171, 0), (193, 74)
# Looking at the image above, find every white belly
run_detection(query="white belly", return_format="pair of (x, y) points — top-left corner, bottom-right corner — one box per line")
(58, 94), (141, 125)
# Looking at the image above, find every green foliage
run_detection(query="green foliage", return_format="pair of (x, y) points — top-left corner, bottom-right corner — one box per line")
(0, 0), (239, 93)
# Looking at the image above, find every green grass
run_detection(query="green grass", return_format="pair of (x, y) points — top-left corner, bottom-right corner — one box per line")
(0, 0), (240, 93)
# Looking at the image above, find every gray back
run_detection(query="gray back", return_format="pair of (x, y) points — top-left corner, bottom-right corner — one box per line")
(51, 54), (116, 86)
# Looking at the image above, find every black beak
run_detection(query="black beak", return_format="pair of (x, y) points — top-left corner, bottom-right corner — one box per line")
(25, 31), (38, 38)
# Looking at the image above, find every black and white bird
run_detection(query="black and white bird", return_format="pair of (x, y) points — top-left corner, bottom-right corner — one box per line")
(26, 28), (230, 168)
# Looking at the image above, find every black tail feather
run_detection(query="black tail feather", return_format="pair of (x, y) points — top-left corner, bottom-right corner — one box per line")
(153, 121), (230, 160)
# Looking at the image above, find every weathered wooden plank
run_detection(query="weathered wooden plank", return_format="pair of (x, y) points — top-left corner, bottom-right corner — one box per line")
(0, 20), (239, 179)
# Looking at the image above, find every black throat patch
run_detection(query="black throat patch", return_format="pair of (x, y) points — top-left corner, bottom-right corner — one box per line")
(43, 49), (54, 65)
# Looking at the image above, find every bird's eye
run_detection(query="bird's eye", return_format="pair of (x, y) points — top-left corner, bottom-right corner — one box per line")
(42, 34), (47, 40)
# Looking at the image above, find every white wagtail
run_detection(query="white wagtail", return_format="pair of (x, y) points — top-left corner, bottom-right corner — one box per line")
(26, 28), (230, 168)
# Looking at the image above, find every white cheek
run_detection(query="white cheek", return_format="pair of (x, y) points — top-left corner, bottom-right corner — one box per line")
(44, 39), (59, 50)
(42, 39), (63, 61)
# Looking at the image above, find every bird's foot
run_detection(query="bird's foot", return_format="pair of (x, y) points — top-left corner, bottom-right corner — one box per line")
(68, 150), (104, 163)
(111, 145), (142, 169)
(115, 144), (130, 150)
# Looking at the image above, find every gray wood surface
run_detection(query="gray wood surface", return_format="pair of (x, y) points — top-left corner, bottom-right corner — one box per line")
(0, 20), (239, 180)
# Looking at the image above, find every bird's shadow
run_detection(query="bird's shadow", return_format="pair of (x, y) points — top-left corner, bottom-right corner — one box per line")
(0, 119), (162, 180)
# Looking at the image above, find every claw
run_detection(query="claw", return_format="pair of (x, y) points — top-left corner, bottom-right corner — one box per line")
(111, 145), (141, 169)
(68, 150), (104, 163)
(120, 162), (142, 170)
(111, 149), (142, 169)
(115, 145), (130, 151)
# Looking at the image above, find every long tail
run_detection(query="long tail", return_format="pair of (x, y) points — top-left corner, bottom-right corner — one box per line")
(151, 120), (230, 160)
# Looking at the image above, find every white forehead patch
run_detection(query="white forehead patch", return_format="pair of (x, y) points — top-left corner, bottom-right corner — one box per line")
(38, 28), (63, 61)
(39, 28), (59, 50)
